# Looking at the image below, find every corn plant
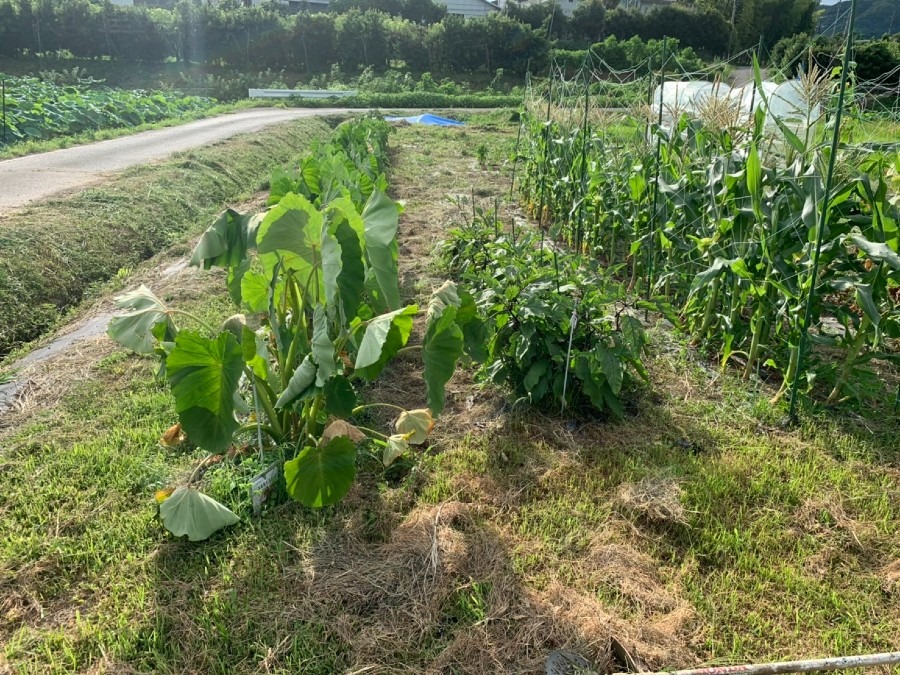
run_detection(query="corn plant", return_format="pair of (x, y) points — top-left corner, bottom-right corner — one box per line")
(517, 68), (899, 407)
(108, 119), (478, 541)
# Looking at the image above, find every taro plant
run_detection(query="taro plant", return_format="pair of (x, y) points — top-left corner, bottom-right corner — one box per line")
(108, 119), (479, 541)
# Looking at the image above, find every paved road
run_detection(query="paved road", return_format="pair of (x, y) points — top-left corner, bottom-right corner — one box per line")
(0, 108), (351, 212)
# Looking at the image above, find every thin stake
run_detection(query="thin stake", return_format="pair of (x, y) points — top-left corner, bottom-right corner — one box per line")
(560, 297), (580, 414)
(1, 79), (6, 144)
(646, 36), (668, 303)
(575, 61), (591, 252)
(788, 0), (858, 421)
(639, 650), (900, 675)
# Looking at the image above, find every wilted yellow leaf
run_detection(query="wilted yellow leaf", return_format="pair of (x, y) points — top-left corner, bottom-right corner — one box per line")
(395, 408), (434, 445)
(321, 419), (366, 445)
(159, 423), (186, 448)
(383, 435), (409, 467)
(155, 487), (175, 504)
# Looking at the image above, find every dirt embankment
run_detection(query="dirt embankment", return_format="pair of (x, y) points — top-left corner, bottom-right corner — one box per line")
(0, 117), (332, 360)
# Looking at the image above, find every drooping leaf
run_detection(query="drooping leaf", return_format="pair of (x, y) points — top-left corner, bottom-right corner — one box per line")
(362, 189), (402, 311)
(158, 486), (240, 541)
(619, 315), (646, 355)
(276, 355), (318, 409)
(423, 305), (463, 416)
(321, 419), (366, 444)
(850, 234), (900, 272)
(355, 306), (417, 371)
(311, 305), (336, 386)
(166, 331), (244, 452)
(395, 408), (435, 445)
(383, 435), (408, 467)
(324, 375), (357, 418)
(108, 285), (175, 354)
(333, 219), (366, 323)
(596, 346), (624, 396)
(689, 258), (735, 295)
(159, 423), (185, 449)
(284, 437), (357, 507)
(190, 209), (258, 271)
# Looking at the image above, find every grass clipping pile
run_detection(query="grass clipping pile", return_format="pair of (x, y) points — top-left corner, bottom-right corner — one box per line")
(290, 500), (695, 673)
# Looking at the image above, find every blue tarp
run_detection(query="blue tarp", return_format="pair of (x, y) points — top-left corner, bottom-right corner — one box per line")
(384, 113), (465, 126)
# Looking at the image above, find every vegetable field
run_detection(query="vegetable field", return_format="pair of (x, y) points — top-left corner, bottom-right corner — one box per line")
(0, 74), (213, 146)
(0, 110), (898, 674)
(515, 52), (900, 414)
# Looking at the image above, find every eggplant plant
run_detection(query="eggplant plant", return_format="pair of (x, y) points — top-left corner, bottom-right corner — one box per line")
(108, 119), (478, 541)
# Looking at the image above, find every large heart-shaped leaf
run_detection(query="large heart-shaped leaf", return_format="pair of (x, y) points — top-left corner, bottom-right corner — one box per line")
(166, 331), (244, 452)
(284, 437), (357, 507)
(355, 305), (418, 373)
(159, 486), (240, 541)
(108, 285), (175, 354)
(257, 192), (325, 305)
(362, 190), (401, 311)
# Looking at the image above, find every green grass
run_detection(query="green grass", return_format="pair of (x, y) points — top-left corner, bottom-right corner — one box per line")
(0, 120), (898, 673)
(0, 116), (332, 359)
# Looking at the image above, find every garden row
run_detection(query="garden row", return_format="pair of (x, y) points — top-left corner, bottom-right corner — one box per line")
(0, 73), (213, 146)
(517, 73), (900, 409)
(109, 117), (482, 540)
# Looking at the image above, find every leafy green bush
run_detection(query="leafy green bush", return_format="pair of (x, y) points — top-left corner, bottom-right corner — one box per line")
(441, 206), (648, 416)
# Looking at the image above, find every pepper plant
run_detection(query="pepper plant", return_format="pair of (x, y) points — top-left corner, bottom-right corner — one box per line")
(108, 119), (479, 540)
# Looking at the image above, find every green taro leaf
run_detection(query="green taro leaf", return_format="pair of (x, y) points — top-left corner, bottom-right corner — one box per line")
(257, 192), (325, 305)
(276, 355), (318, 408)
(312, 305), (336, 386)
(324, 375), (357, 418)
(423, 304), (464, 416)
(190, 209), (258, 270)
(159, 487), (240, 541)
(167, 331), (244, 452)
(326, 218), (365, 323)
(108, 285), (175, 354)
(240, 270), (271, 313)
(285, 437), (357, 507)
(362, 190), (402, 311)
(355, 306), (417, 372)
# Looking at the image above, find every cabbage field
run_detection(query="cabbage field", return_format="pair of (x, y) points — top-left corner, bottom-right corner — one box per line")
(0, 74), (214, 146)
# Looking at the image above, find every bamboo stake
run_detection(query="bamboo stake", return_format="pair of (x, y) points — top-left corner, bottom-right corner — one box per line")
(639, 650), (900, 675)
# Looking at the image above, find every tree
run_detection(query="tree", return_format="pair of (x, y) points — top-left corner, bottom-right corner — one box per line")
(571, 0), (606, 43)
